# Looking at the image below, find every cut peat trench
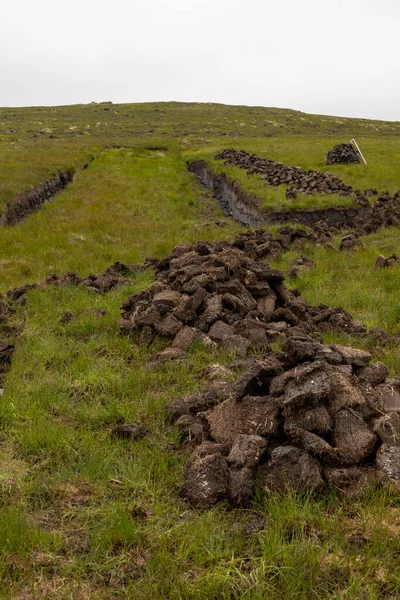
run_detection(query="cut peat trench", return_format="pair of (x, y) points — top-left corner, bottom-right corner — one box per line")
(188, 160), (400, 233)
(1, 154), (99, 226)
(189, 160), (264, 227)
(2, 171), (74, 225)
(189, 160), (359, 228)
(1, 147), (144, 226)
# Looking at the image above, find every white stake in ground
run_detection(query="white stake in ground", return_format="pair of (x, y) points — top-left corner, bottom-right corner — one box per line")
(350, 138), (367, 165)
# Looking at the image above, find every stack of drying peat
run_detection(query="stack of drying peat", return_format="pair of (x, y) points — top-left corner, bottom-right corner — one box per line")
(215, 149), (354, 197)
(118, 233), (400, 505)
(170, 337), (400, 507)
(326, 143), (361, 165)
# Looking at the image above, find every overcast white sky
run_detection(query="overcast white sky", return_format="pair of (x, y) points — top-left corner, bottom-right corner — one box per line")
(1, 0), (399, 120)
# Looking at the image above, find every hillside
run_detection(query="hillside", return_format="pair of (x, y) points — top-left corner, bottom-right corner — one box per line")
(1, 101), (400, 207)
(0, 102), (399, 599)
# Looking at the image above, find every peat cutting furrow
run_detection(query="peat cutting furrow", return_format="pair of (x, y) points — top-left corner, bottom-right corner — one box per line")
(189, 159), (359, 229)
(188, 160), (264, 227)
(2, 171), (74, 225)
(189, 159), (400, 235)
(265, 206), (360, 228)
(0, 302), (15, 395)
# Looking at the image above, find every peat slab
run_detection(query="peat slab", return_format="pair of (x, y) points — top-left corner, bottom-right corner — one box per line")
(188, 160), (263, 227)
(171, 336), (400, 508)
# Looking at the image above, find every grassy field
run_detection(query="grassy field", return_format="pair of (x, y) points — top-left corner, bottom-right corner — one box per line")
(1, 102), (400, 209)
(0, 102), (400, 599)
(0, 146), (241, 290)
(184, 136), (400, 211)
(2, 282), (400, 599)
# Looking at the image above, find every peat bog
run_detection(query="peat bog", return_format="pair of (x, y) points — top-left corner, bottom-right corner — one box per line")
(0, 102), (400, 599)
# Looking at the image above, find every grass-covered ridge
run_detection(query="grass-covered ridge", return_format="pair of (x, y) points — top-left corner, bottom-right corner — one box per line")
(1, 102), (400, 208)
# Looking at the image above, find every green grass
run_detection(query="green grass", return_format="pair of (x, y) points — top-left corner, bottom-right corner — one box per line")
(0, 145), (241, 290)
(1, 101), (400, 598)
(272, 226), (400, 332)
(1, 282), (399, 599)
(271, 227), (400, 375)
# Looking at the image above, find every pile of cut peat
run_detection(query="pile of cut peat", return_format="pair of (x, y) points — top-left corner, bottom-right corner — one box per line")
(215, 148), (354, 198)
(118, 231), (400, 505)
(327, 143), (361, 165)
(171, 337), (400, 507)
(119, 231), (367, 359)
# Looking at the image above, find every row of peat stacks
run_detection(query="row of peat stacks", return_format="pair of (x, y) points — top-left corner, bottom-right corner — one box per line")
(215, 148), (354, 197)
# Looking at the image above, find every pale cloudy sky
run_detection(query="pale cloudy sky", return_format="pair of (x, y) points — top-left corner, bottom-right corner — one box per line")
(1, 0), (399, 120)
